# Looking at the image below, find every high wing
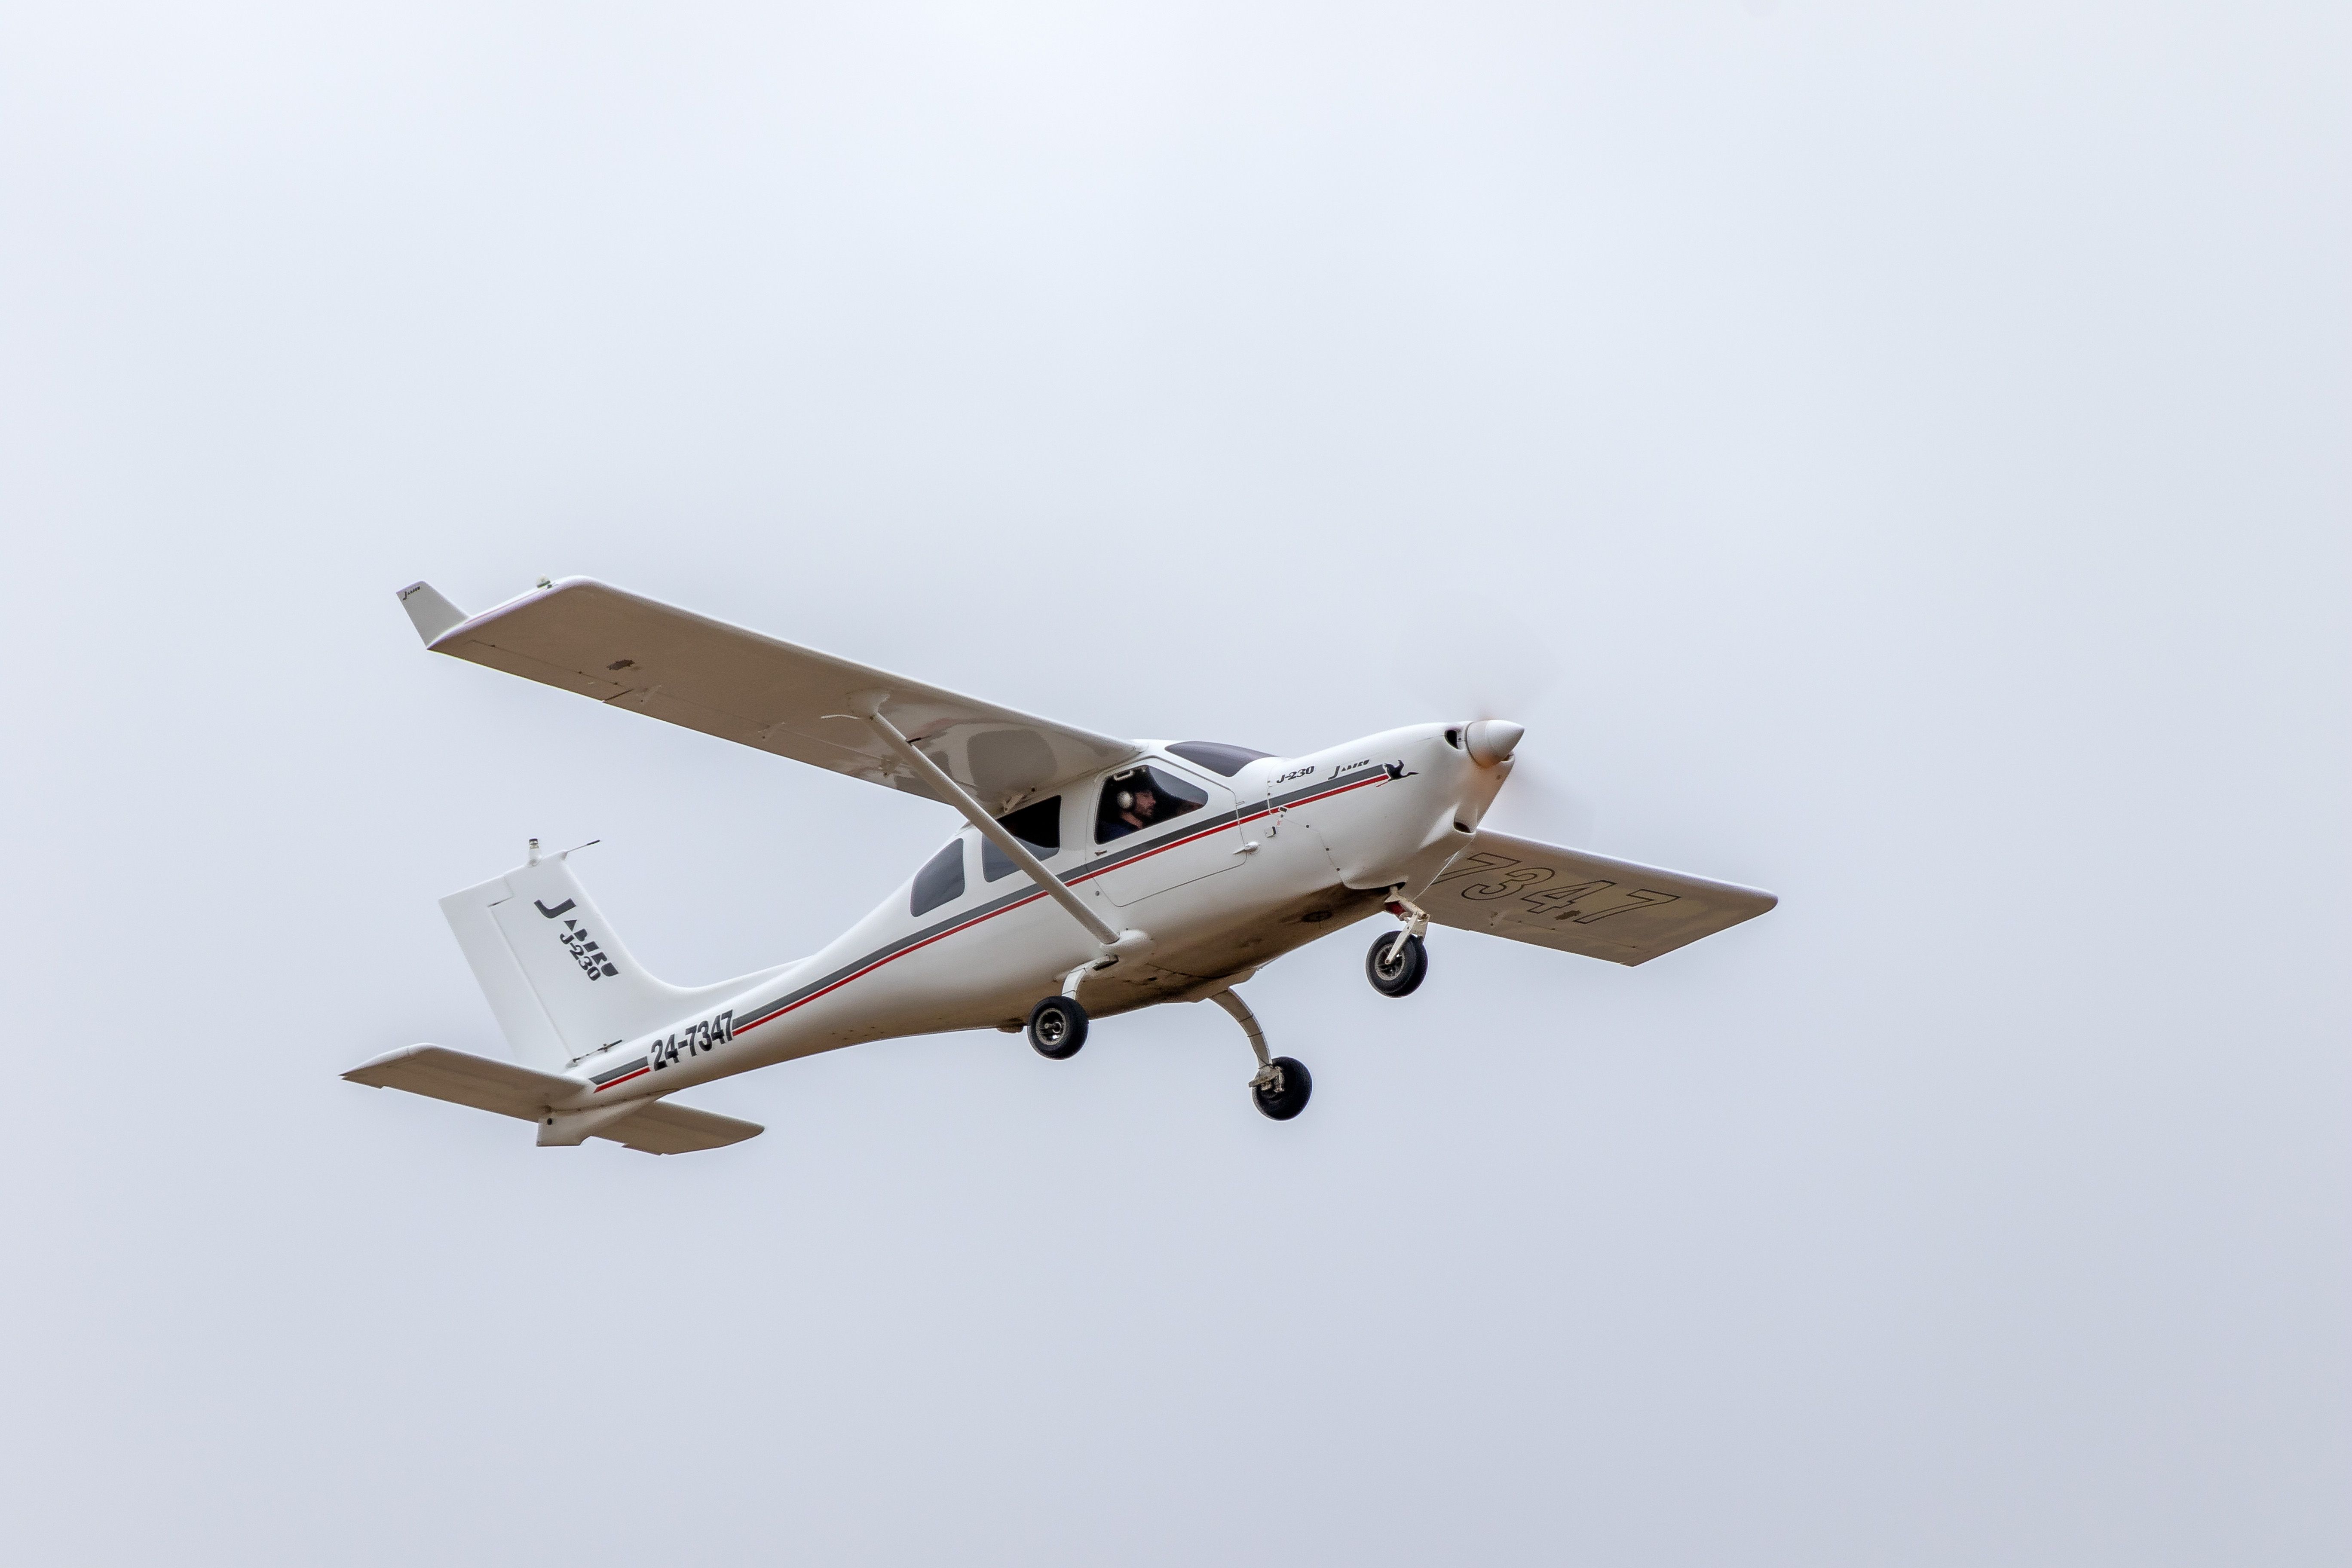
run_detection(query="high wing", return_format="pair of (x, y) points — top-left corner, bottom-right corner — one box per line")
(398, 578), (1136, 809)
(1421, 830), (1776, 966)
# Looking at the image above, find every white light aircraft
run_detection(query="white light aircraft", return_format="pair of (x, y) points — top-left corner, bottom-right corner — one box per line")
(347, 578), (1777, 1153)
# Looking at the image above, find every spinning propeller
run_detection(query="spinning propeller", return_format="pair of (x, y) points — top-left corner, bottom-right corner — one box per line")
(1412, 649), (1598, 843)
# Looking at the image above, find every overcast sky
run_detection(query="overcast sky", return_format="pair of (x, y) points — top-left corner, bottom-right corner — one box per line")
(3, 3), (2345, 1563)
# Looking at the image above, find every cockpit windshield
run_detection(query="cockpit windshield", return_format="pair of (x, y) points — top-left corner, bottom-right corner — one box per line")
(1164, 741), (1272, 778)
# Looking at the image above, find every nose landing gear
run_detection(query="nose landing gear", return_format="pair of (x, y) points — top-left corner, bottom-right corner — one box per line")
(1367, 932), (1427, 996)
(1367, 897), (1430, 997)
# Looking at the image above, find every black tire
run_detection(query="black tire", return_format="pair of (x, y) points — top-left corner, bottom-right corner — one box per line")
(1027, 995), (1089, 1060)
(1252, 1056), (1313, 1121)
(1365, 931), (1427, 998)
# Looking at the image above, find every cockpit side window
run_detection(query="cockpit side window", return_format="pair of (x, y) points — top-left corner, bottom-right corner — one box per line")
(1165, 741), (1272, 778)
(983, 796), (1062, 882)
(1095, 765), (1210, 843)
(910, 838), (967, 916)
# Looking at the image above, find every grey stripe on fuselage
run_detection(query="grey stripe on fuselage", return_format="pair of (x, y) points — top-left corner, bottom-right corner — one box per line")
(1268, 766), (1386, 813)
(731, 764), (1392, 1030)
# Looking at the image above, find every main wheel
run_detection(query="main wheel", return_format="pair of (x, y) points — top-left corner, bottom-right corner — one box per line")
(1365, 931), (1427, 997)
(1252, 1056), (1313, 1121)
(1026, 995), (1089, 1059)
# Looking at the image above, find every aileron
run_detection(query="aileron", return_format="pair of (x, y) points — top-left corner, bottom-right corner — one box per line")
(1422, 830), (1776, 965)
(416, 578), (1136, 807)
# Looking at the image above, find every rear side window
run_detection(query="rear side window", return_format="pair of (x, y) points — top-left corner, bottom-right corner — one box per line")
(910, 839), (967, 916)
(1165, 741), (1272, 778)
(983, 796), (1061, 882)
(1096, 766), (1210, 843)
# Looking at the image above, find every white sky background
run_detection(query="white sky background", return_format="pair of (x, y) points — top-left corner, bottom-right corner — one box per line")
(2, 2), (2345, 1562)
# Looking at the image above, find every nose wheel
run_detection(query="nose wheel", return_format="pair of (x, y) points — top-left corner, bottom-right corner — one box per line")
(1367, 897), (1431, 997)
(1366, 931), (1427, 996)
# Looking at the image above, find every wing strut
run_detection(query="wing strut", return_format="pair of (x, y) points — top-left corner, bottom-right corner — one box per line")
(855, 703), (1125, 948)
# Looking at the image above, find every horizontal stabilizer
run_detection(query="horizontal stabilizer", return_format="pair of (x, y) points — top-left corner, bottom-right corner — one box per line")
(343, 1044), (763, 1155)
(1422, 830), (1775, 966)
(410, 576), (1135, 808)
(593, 1099), (765, 1155)
(343, 1044), (572, 1118)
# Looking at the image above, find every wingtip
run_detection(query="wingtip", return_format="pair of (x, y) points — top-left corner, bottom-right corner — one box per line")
(395, 582), (468, 645)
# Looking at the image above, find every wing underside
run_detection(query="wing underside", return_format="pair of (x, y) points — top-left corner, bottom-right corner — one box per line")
(1421, 830), (1776, 965)
(409, 577), (1134, 809)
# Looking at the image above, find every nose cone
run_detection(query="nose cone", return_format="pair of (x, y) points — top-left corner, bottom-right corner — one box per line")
(1465, 719), (1525, 767)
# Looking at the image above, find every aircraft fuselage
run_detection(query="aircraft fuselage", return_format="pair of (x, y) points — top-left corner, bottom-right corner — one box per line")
(552, 723), (1505, 1110)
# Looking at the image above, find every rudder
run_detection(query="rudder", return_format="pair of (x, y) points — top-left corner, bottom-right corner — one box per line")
(441, 845), (776, 1067)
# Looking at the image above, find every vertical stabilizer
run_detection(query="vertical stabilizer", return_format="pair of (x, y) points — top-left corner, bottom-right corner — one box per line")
(441, 848), (778, 1066)
(441, 875), (569, 1067)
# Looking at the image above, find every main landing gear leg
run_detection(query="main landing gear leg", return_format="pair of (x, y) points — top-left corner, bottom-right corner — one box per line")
(1211, 989), (1311, 1121)
(1028, 961), (1106, 1060)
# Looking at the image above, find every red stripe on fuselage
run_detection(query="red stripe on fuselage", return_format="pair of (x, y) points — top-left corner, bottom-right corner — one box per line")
(694, 771), (1393, 1053)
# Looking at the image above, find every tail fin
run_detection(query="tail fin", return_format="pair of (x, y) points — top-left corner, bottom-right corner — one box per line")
(441, 846), (777, 1067)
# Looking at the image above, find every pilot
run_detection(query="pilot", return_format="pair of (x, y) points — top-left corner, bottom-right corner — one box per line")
(1116, 784), (1160, 834)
